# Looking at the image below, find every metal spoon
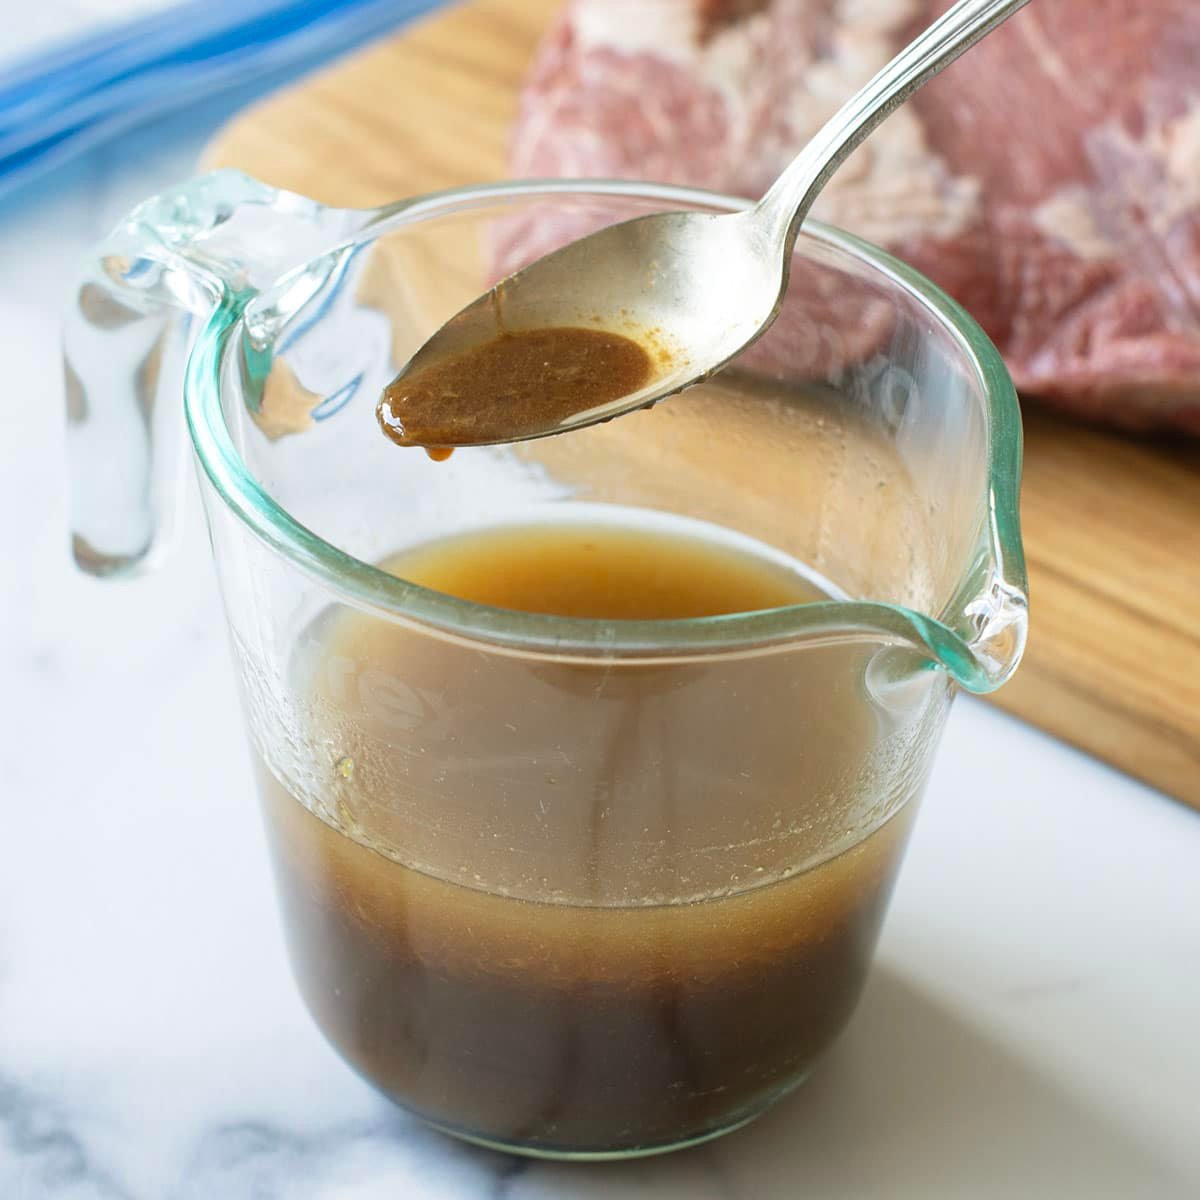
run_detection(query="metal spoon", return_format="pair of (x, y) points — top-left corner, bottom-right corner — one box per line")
(385, 0), (1031, 446)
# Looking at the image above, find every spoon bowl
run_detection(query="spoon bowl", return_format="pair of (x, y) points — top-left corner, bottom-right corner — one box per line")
(390, 207), (781, 443)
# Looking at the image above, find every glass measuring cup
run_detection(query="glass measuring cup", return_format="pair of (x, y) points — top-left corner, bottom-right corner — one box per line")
(64, 173), (1028, 1159)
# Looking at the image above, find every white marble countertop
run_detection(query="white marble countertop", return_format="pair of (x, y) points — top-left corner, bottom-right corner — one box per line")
(3, 45), (1200, 1200)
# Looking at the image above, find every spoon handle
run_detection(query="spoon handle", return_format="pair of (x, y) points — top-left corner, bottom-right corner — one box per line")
(756, 0), (1032, 246)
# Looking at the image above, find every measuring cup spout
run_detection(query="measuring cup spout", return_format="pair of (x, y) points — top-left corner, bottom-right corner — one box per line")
(880, 500), (1027, 696)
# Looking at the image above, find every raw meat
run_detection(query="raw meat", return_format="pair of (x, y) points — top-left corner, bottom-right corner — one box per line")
(509, 0), (1200, 433)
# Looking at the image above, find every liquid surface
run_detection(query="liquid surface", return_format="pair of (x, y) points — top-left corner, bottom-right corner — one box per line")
(388, 520), (824, 619)
(377, 325), (656, 447)
(258, 518), (918, 1154)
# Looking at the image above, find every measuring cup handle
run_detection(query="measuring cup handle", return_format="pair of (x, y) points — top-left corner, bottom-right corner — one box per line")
(62, 169), (367, 577)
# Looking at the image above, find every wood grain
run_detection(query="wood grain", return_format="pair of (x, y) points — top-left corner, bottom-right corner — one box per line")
(205, 0), (1200, 807)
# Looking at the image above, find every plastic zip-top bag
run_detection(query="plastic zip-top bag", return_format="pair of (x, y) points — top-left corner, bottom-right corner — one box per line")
(0, 0), (443, 199)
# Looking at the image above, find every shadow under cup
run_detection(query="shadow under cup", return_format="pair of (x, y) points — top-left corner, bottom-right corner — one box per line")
(106, 180), (1026, 1157)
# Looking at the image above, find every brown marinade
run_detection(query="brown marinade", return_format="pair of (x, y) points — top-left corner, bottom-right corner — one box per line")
(377, 326), (655, 447)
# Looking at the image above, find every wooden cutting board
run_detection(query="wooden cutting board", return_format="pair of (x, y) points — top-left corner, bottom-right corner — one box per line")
(205, 0), (1200, 808)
